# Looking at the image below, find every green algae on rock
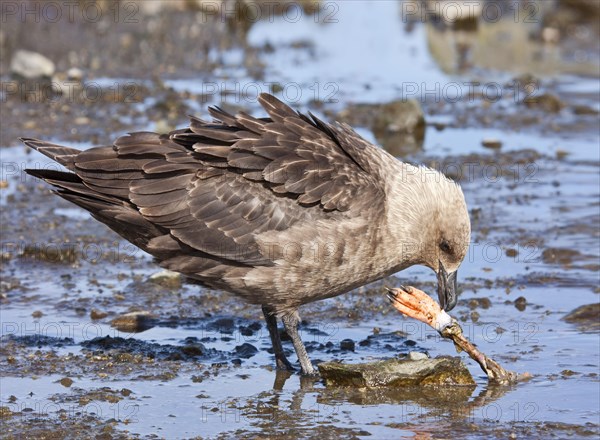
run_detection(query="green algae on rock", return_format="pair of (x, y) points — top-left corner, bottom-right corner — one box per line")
(318, 356), (475, 388)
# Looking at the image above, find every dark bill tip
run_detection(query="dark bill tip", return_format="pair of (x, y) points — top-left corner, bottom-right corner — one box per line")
(437, 261), (458, 311)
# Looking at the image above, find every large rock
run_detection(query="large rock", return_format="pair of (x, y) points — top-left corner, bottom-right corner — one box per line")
(336, 99), (426, 156)
(10, 50), (55, 79)
(319, 356), (475, 388)
(372, 99), (425, 138)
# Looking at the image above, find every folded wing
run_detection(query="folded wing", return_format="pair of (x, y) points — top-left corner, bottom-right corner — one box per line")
(23, 93), (386, 280)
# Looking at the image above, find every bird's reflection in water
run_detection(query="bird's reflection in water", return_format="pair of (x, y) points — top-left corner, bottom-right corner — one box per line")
(259, 368), (519, 432)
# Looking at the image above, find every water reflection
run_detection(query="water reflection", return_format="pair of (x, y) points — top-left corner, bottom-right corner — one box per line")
(421, 0), (597, 76)
(244, 370), (523, 437)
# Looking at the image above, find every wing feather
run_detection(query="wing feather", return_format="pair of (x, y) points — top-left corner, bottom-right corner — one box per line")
(23, 93), (388, 285)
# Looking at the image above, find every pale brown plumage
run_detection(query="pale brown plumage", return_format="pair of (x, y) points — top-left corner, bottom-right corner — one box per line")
(23, 93), (470, 375)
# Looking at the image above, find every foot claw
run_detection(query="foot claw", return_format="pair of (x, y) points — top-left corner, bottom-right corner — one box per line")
(399, 285), (413, 294)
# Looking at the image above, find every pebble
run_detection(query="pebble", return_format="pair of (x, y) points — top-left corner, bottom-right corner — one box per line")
(234, 343), (258, 359)
(90, 309), (108, 320)
(59, 377), (73, 387)
(481, 138), (502, 149)
(110, 311), (157, 333)
(468, 297), (492, 309)
(67, 67), (84, 81)
(149, 269), (182, 288)
(181, 343), (207, 357)
(10, 50), (55, 79)
(514, 296), (527, 312)
(340, 339), (355, 351)
(408, 351), (428, 361)
(74, 117), (91, 126)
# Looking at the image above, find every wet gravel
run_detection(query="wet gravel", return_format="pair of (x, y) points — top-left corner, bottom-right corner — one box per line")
(1, 1), (599, 439)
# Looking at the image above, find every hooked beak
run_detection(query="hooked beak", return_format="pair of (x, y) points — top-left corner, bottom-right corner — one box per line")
(437, 261), (458, 311)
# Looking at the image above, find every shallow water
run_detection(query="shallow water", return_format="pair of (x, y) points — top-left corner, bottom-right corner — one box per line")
(1, 1), (599, 439)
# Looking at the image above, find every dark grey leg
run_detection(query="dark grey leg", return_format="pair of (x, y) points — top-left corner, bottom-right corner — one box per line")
(262, 305), (294, 371)
(281, 310), (317, 376)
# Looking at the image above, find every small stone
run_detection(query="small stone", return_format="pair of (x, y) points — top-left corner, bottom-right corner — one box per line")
(468, 298), (492, 309)
(10, 50), (55, 79)
(110, 311), (157, 333)
(0, 181), (8, 189)
(74, 116), (90, 125)
(208, 317), (236, 334)
(149, 269), (182, 289)
(541, 27), (560, 44)
(234, 343), (258, 359)
(67, 67), (84, 81)
(90, 309), (108, 320)
(59, 377), (73, 387)
(31, 310), (43, 318)
(340, 339), (355, 351)
(481, 139), (502, 149)
(238, 325), (255, 337)
(181, 343), (206, 357)
(514, 296), (527, 312)
(408, 351), (428, 361)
